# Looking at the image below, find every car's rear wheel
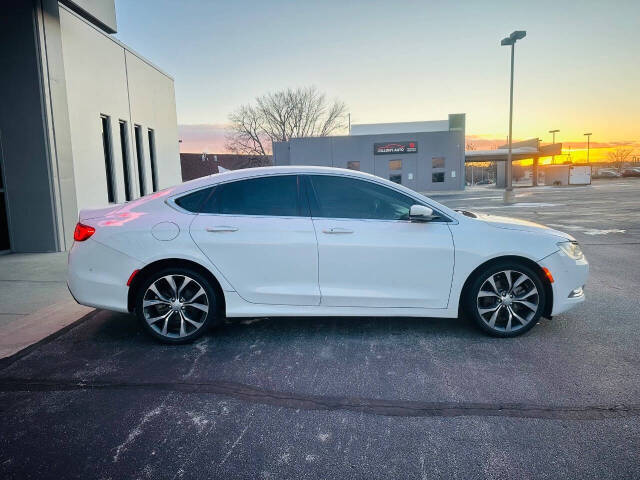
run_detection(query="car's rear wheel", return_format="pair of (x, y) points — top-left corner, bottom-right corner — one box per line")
(135, 267), (218, 344)
(465, 261), (546, 337)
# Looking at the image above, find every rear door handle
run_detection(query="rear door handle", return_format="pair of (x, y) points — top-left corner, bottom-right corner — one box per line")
(322, 227), (353, 234)
(206, 226), (238, 233)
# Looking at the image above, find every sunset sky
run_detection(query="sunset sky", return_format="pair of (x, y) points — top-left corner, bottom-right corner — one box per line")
(114, 0), (639, 160)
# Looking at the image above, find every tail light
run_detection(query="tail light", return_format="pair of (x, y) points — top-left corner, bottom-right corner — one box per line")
(73, 222), (95, 242)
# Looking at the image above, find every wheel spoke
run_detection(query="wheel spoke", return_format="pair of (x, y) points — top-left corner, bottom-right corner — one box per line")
(488, 305), (502, 327)
(143, 299), (169, 308)
(513, 299), (538, 311)
(146, 312), (169, 325)
(178, 311), (187, 337)
(162, 312), (172, 335)
(505, 307), (513, 332)
(486, 275), (499, 294)
(185, 287), (206, 304)
(164, 276), (178, 298)
(182, 312), (204, 329)
(187, 302), (208, 313)
(478, 290), (499, 298)
(478, 305), (500, 316)
(178, 277), (192, 297)
(516, 286), (538, 300)
(504, 270), (512, 291)
(510, 307), (530, 325)
(148, 283), (170, 302)
(512, 273), (529, 291)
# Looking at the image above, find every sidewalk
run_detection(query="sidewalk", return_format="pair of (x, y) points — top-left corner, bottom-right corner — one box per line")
(0, 252), (93, 359)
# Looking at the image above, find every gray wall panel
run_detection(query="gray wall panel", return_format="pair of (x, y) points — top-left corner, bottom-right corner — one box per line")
(0, 0), (59, 252)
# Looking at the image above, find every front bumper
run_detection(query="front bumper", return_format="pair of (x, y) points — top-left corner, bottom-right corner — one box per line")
(539, 250), (589, 316)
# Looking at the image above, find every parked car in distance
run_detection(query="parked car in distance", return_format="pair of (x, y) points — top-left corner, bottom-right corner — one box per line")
(68, 166), (588, 343)
(621, 167), (640, 177)
(594, 168), (622, 178)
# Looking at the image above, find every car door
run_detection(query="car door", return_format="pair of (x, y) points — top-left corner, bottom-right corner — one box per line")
(306, 174), (454, 308)
(189, 174), (320, 306)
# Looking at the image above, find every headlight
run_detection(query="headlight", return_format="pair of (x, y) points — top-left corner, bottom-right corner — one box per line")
(557, 241), (584, 260)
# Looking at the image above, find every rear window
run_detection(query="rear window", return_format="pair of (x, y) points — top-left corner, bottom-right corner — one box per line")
(174, 187), (213, 212)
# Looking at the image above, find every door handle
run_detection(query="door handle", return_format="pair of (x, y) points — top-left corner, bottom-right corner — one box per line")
(322, 227), (354, 234)
(206, 226), (238, 232)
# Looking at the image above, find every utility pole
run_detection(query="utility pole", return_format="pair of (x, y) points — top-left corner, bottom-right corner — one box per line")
(584, 132), (592, 163)
(501, 30), (527, 204)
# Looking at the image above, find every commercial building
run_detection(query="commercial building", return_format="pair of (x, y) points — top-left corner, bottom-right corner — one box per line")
(273, 114), (466, 192)
(0, 0), (181, 253)
(180, 153), (272, 181)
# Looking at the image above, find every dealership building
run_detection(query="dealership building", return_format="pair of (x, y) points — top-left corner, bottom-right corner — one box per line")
(274, 114), (466, 192)
(0, 0), (181, 253)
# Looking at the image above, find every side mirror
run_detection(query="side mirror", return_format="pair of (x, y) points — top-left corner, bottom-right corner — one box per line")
(409, 204), (435, 222)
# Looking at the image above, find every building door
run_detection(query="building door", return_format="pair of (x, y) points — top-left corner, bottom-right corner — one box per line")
(0, 131), (10, 251)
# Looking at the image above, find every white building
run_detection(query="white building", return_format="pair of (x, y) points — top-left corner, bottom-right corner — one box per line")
(0, 0), (181, 253)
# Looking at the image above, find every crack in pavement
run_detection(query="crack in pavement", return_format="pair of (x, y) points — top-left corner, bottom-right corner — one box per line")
(1, 377), (638, 420)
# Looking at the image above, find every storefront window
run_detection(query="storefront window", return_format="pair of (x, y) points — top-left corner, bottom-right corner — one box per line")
(432, 157), (445, 169)
(389, 159), (402, 171)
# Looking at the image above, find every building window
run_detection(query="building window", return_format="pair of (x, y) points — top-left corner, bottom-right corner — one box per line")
(347, 161), (360, 171)
(389, 159), (402, 171)
(148, 128), (158, 192)
(100, 115), (116, 203)
(134, 125), (146, 196)
(432, 157), (445, 169)
(390, 174), (402, 184)
(119, 120), (133, 201)
(432, 172), (445, 183)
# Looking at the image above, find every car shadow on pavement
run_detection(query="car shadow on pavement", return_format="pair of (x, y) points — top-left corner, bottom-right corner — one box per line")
(89, 311), (487, 348)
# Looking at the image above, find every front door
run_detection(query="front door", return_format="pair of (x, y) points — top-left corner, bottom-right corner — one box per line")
(190, 174), (320, 306)
(306, 174), (454, 308)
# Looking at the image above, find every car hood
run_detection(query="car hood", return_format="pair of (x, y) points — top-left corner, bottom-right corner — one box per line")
(466, 212), (575, 241)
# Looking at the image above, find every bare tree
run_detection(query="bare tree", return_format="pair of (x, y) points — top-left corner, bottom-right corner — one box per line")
(226, 87), (348, 155)
(607, 146), (634, 165)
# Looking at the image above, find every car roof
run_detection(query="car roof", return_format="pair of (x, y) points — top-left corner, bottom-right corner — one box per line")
(167, 166), (460, 220)
(171, 166), (394, 195)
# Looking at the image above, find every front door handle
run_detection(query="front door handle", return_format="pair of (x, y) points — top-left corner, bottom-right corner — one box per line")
(322, 227), (354, 234)
(206, 226), (238, 233)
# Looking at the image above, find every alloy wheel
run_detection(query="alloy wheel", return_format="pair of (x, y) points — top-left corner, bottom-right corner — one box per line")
(142, 274), (209, 339)
(476, 269), (539, 333)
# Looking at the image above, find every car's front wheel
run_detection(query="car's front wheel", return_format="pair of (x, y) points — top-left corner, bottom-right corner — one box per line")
(464, 261), (546, 337)
(135, 267), (218, 344)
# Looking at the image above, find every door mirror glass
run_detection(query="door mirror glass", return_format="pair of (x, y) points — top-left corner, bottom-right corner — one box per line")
(409, 204), (434, 222)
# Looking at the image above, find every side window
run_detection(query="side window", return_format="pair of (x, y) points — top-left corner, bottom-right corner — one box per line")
(308, 175), (415, 220)
(174, 187), (214, 212)
(201, 175), (303, 216)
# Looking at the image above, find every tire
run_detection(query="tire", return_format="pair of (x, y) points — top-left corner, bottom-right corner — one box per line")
(463, 261), (546, 338)
(135, 267), (219, 344)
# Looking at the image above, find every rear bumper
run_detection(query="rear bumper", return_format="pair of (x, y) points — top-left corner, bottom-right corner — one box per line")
(539, 250), (589, 316)
(67, 239), (143, 313)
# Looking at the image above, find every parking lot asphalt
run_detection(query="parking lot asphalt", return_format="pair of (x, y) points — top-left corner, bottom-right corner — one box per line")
(1, 179), (639, 479)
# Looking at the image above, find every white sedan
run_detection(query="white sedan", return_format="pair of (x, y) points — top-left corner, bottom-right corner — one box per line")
(68, 166), (588, 343)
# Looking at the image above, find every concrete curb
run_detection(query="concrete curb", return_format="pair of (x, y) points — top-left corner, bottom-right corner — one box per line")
(0, 300), (96, 366)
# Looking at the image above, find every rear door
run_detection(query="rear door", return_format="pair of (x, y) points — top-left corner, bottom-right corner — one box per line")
(189, 174), (320, 306)
(306, 174), (454, 308)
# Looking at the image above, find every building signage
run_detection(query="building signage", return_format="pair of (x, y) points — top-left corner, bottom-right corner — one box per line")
(374, 141), (418, 155)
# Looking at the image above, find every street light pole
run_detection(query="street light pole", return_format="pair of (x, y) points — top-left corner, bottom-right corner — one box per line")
(501, 30), (526, 204)
(549, 129), (559, 164)
(584, 132), (592, 163)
